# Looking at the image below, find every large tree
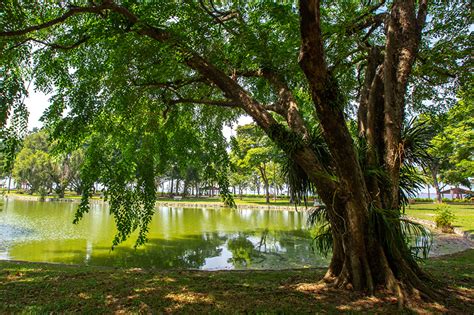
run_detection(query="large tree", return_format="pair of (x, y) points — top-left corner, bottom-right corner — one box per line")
(0, 0), (470, 299)
(428, 96), (474, 201)
(230, 123), (282, 203)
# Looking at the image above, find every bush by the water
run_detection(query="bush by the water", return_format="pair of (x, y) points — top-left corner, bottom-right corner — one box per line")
(434, 204), (456, 233)
(413, 198), (434, 202)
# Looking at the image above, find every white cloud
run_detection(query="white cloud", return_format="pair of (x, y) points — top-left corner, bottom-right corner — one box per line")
(222, 115), (253, 140)
(25, 83), (50, 130)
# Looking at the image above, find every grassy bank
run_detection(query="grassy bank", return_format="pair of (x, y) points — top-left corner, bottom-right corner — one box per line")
(406, 203), (474, 233)
(1, 250), (473, 313)
(4, 192), (300, 207)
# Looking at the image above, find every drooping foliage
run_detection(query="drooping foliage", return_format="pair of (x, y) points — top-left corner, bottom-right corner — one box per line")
(0, 0), (471, 296)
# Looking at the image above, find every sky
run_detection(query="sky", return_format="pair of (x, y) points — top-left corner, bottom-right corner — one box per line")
(24, 84), (49, 130)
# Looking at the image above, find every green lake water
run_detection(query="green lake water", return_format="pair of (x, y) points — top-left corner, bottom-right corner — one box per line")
(0, 199), (328, 270)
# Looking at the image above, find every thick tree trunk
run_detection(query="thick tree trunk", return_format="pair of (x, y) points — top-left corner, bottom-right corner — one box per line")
(58, 0), (434, 300)
(295, 0), (434, 300)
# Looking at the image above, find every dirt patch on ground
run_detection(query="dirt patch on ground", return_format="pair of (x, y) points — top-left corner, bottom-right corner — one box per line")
(429, 232), (474, 257)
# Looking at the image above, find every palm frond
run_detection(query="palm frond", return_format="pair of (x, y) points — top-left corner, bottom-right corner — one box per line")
(309, 128), (332, 168)
(400, 217), (433, 260)
(282, 126), (334, 209)
(399, 165), (427, 209)
(401, 117), (434, 168)
(311, 226), (333, 257)
(281, 156), (315, 208)
(369, 205), (432, 262)
(307, 206), (332, 257)
(307, 205), (329, 227)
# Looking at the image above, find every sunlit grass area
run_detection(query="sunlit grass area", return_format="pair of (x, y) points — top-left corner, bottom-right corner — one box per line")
(1, 250), (472, 313)
(406, 203), (474, 233)
(156, 196), (298, 207)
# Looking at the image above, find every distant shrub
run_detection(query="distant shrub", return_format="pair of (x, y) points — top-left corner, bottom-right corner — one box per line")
(451, 198), (470, 203)
(434, 204), (455, 233)
(413, 198), (434, 202)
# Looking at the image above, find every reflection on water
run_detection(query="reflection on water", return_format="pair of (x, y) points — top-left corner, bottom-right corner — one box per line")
(0, 199), (328, 269)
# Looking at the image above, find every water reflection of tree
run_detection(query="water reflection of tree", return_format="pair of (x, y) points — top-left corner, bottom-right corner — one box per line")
(256, 229), (269, 251)
(227, 233), (263, 268)
(227, 229), (328, 269)
(86, 231), (227, 269)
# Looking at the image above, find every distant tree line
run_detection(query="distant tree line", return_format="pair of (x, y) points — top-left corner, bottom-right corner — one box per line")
(2, 102), (472, 203)
(2, 124), (309, 203)
(6, 130), (83, 198)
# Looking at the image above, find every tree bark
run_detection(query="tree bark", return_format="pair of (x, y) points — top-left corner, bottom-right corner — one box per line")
(0, 0), (434, 300)
(296, 0), (434, 299)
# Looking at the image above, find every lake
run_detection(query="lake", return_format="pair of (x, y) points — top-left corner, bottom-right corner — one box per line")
(0, 199), (327, 270)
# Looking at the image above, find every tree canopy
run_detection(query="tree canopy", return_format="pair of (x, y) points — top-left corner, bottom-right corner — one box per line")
(12, 130), (84, 197)
(0, 0), (472, 299)
(230, 123), (284, 203)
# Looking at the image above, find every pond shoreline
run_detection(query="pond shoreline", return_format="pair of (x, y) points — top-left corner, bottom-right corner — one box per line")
(3, 194), (310, 211)
(2, 194), (473, 267)
(406, 215), (474, 241)
(0, 258), (327, 272)
(2, 247), (472, 272)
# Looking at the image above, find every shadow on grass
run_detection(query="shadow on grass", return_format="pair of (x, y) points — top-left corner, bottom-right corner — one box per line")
(1, 250), (473, 313)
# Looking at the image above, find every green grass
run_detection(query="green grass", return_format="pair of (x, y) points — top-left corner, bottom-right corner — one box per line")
(6, 191), (101, 200)
(156, 196), (297, 207)
(406, 203), (474, 233)
(6, 190), (299, 206)
(1, 250), (473, 313)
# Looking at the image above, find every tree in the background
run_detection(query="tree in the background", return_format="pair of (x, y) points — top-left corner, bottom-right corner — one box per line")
(267, 161), (286, 199)
(231, 123), (282, 203)
(49, 150), (86, 198)
(427, 95), (473, 201)
(12, 131), (53, 195)
(228, 155), (251, 199)
(1, 1), (470, 298)
(67, 149), (85, 195)
(12, 131), (83, 197)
